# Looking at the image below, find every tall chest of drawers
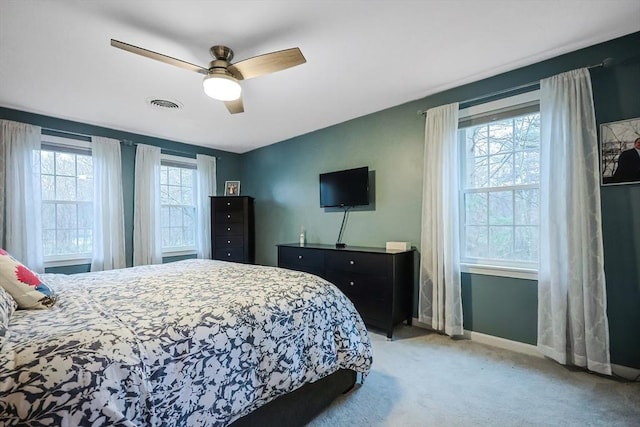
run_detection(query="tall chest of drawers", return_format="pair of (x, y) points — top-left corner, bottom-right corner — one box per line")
(211, 196), (255, 264)
(277, 243), (414, 339)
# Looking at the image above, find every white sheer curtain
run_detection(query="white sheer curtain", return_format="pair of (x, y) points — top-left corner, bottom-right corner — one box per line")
(133, 144), (162, 266)
(91, 136), (126, 271)
(538, 68), (611, 375)
(0, 130), (7, 248)
(196, 154), (217, 259)
(0, 120), (43, 272)
(0, 128), (4, 247)
(418, 102), (463, 336)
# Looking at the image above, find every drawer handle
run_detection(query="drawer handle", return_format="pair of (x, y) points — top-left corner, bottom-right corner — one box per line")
(227, 227), (231, 231)
(227, 202), (231, 206)
(227, 214), (231, 219)
(298, 255), (303, 259)
(349, 260), (355, 265)
(227, 240), (231, 244)
(349, 281), (355, 286)
(227, 252), (231, 257)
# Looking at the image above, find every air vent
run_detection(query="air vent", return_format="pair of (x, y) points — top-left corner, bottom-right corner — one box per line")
(148, 98), (183, 110)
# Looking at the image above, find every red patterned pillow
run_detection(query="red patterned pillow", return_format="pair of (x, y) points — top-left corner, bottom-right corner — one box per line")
(0, 248), (56, 309)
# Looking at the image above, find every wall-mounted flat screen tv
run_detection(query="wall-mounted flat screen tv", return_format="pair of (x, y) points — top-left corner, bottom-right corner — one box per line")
(319, 166), (369, 208)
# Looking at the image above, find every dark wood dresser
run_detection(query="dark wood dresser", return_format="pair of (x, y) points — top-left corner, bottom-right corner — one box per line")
(211, 196), (255, 264)
(277, 243), (414, 339)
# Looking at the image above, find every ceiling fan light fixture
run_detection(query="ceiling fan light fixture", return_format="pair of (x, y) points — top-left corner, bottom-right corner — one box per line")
(111, 39), (305, 113)
(203, 74), (241, 101)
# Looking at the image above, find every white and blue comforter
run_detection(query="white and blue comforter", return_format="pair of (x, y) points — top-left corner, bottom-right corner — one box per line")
(0, 259), (372, 426)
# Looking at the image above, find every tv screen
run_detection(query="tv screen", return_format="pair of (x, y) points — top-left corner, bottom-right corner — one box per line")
(319, 167), (369, 208)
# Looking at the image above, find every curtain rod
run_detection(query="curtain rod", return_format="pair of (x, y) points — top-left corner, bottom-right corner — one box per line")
(417, 57), (614, 116)
(120, 140), (220, 159)
(42, 129), (219, 159)
(42, 128), (92, 141)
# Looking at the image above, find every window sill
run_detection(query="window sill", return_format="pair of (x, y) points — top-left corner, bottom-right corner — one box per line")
(162, 249), (197, 258)
(44, 257), (92, 268)
(460, 263), (538, 280)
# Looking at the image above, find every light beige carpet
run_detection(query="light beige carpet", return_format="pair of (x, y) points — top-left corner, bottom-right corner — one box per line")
(309, 326), (640, 426)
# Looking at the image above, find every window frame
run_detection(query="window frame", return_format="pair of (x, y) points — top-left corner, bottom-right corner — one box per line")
(160, 154), (198, 257)
(458, 90), (540, 280)
(41, 134), (94, 267)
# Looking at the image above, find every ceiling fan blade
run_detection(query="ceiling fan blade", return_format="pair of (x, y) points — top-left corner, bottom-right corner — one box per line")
(224, 97), (244, 114)
(110, 39), (209, 75)
(228, 48), (306, 80)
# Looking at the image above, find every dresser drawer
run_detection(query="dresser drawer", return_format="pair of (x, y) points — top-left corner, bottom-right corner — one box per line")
(325, 271), (391, 301)
(215, 236), (244, 248)
(278, 246), (324, 270)
(215, 222), (245, 235)
(215, 247), (245, 262)
(214, 198), (245, 212)
(216, 210), (244, 223)
(359, 299), (391, 326)
(326, 271), (391, 326)
(325, 251), (390, 277)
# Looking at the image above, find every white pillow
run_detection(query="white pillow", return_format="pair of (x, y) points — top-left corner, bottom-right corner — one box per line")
(0, 248), (56, 309)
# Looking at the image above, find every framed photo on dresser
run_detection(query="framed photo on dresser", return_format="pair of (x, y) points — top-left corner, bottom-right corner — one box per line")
(224, 180), (241, 196)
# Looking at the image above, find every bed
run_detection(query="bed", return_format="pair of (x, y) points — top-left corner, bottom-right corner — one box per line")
(0, 259), (372, 426)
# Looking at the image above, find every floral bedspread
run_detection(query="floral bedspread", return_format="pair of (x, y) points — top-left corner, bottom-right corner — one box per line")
(0, 259), (372, 426)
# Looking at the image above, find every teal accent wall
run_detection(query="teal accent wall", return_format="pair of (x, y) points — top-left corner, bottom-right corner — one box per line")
(591, 50), (640, 369)
(241, 101), (425, 264)
(241, 32), (640, 368)
(45, 264), (91, 275)
(0, 107), (242, 269)
(461, 274), (538, 345)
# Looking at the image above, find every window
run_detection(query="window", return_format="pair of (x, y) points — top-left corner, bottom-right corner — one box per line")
(160, 156), (197, 254)
(40, 136), (93, 263)
(459, 92), (540, 277)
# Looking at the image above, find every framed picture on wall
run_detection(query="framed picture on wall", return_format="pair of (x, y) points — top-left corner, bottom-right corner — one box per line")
(224, 180), (241, 196)
(600, 117), (640, 185)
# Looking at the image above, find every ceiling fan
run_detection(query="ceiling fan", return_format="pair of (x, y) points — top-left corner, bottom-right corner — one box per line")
(110, 39), (306, 114)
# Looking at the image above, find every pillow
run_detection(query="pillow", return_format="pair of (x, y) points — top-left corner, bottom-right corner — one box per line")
(0, 286), (18, 349)
(0, 248), (56, 309)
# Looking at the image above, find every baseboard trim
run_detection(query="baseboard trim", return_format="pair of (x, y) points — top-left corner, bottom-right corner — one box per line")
(411, 317), (539, 357)
(611, 363), (640, 381)
(462, 329), (542, 358)
(411, 317), (639, 380)
(411, 318), (431, 330)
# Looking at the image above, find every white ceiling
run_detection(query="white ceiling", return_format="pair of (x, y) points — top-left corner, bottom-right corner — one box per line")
(1, 1), (639, 154)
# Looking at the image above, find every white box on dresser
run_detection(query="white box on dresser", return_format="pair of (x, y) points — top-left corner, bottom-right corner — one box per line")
(385, 241), (411, 251)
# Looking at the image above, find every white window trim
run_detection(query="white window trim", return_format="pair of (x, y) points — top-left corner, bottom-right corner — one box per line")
(44, 256), (92, 268)
(41, 135), (94, 267)
(161, 153), (196, 167)
(41, 134), (91, 150)
(459, 90), (541, 278)
(163, 249), (198, 258)
(458, 90), (540, 120)
(160, 154), (198, 255)
(460, 263), (538, 280)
